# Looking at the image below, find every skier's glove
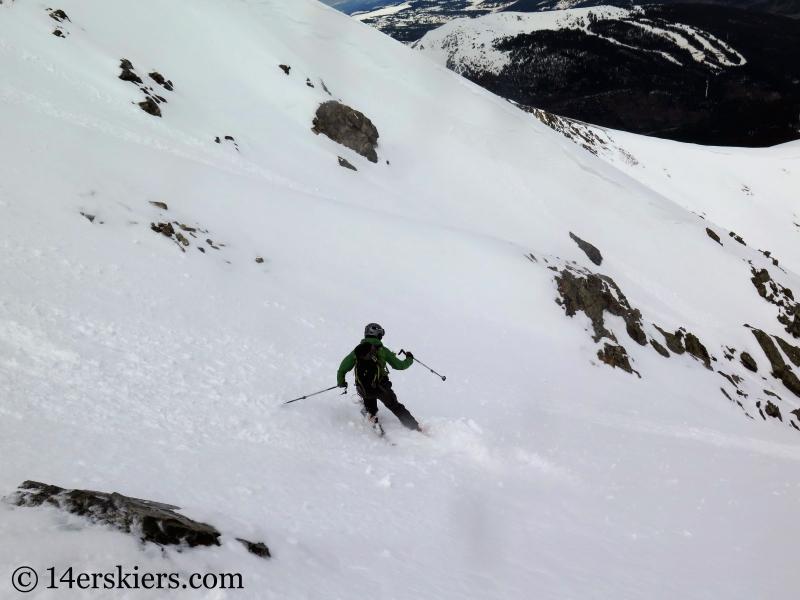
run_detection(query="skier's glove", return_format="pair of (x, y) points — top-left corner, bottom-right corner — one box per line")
(404, 351), (414, 360)
(339, 382), (348, 390)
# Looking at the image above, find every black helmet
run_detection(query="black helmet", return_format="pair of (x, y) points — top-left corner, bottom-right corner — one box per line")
(364, 323), (385, 339)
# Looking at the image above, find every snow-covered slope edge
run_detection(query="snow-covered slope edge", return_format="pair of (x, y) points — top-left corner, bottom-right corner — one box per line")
(1, 0), (799, 598)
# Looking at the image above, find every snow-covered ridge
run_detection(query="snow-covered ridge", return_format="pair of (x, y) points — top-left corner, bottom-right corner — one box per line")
(414, 7), (746, 75)
(353, 2), (412, 21)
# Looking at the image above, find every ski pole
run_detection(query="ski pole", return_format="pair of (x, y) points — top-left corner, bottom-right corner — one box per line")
(284, 385), (340, 405)
(399, 350), (446, 381)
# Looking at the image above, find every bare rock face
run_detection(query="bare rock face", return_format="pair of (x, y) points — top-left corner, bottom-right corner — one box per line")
(706, 228), (722, 244)
(139, 97), (162, 117)
(597, 343), (637, 376)
(654, 326), (686, 355)
(49, 9), (70, 22)
(149, 72), (173, 91)
(765, 400), (783, 421)
(750, 267), (800, 338)
(775, 336), (800, 367)
(684, 332), (712, 370)
(650, 338), (670, 357)
(237, 538), (271, 558)
(751, 328), (800, 398)
(119, 59), (143, 85)
(312, 101), (379, 163)
(555, 268), (646, 346)
(338, 156), (357, 171)
(740, 351), (758, 372)
(6, 481), (220, 547)
(569, 232), (602, 266)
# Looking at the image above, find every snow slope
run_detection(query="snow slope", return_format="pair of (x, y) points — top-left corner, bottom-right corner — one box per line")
(1, 0), (800, 598)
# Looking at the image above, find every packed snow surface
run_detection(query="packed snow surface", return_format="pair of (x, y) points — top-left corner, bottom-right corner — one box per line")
(1, 0), (799, 598)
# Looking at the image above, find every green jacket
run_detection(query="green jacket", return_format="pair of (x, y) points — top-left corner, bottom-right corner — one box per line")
(337, 338), (413, 386)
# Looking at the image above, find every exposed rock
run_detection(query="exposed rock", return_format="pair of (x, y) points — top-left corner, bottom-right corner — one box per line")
(775, 336), (800, 367)
(236, 538), (271, 559)
(198, 247), (205, 253)
(119, 59), (143, 84)
(650, 338), (670, 357)
(215, 137), (221, 143)
(255, 257), (264, 263)
(720, 387), (734, 402)
(764, 389), (781, 399)
(751, 328), (800, 398)
(175, 232), (189, 246)
(139, 97), (162, 117)
(568, 232), (602, 266)
(80, 212), (95, 223)
(6, 481), (220, 548)
(53, 29), (65, 37)
(555, 268), (646, 346)
(338, 156), (357, 171)
(749, 267), (800, 339)
(278, 64), (290, 75)
(729, 231), (746, 245)
(178, 223), (195, 232)
(654, 326), (686, 355)
(312, 101), (379, 163)
(149, 201), (168, 210)
(765, 400), (782, 421)
(684, 332), (712, 370)
(706, 228), (722, 244)
(148, 72), (173, 91)
(792, 408), (800, 421)
(306, 78), (314, 88)
(49, 9), (70, 22)
(597, 343), (638, 376)
(740, 351), (758, 372)
(151, 222), (175, 237)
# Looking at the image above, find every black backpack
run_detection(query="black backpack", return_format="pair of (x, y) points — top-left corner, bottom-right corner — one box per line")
(354, 342), (382, 389)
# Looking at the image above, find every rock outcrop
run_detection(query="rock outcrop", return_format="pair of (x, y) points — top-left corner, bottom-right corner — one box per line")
(750, 267), (800, 339)
(750, 328), (800, 398)
(740, 351), (758, 372)
(569, 232), (603, 266)
(312, 101), (379, 163)
(555, 268), (646, 346)
(5, 481), (272, 558)
(684, 332), (712, 370)
(338, 156), (357, 171)
(7, 481), (220, 547)
(597, 343), (637, 376)
(654, 326), (686, 355)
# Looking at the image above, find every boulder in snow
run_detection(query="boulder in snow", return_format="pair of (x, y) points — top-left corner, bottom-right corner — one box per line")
(569, 232), (602, 266)
(6, 481), (221, 548)
(312, 101), (379, 163)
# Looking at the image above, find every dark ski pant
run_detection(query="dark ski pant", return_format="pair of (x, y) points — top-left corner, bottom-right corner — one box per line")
(358, 380), (419, 430)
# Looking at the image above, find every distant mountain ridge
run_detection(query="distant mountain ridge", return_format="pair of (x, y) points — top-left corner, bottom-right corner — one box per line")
(411, 4), (800, 147)
(344, 0), (799, 43)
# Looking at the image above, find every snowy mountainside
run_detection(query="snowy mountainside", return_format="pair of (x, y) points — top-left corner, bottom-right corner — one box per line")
(415, 4), (800, 146)
(2, 0), (800, 598)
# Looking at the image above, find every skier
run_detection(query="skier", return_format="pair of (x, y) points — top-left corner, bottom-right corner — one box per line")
(337, 323), (421, 433)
